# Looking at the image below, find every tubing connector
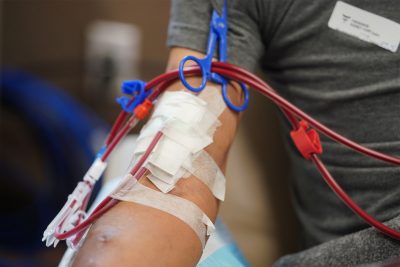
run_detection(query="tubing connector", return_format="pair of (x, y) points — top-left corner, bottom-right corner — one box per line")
(290, 120), (322, 160)
(134, 99), (153, 119)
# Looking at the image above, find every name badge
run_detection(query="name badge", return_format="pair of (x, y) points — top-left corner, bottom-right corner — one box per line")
(328, 1), (400, 53)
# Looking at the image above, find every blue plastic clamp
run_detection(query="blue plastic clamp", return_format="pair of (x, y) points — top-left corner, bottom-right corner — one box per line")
(116, 80), (152, 113)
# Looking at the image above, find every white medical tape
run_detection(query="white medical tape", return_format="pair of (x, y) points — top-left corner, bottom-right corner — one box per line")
(162, 120), (214, 153)
(151, 91), (208, 125)
(145, 150), (226, 200)
(111, 181), (215, 248)
(148, 137), (192, 175)
(135, 86), (226, 153)
(197, 86), (226, 120)
(83, 158), (107, 185)
(148, 91), (221, 138)
(133, 88), (225, 157)
(129, 88), (227, 194)
(187, 151), (226, 201)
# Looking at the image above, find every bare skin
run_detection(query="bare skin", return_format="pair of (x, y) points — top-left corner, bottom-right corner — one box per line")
(73, 47), (242, 267)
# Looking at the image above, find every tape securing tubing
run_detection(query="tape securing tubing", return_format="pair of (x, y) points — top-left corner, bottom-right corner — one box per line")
(112, 181), (215, 248)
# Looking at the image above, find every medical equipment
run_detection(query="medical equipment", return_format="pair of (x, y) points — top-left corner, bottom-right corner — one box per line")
(43, 0), (400, 252)
(178, 1), (249, 112)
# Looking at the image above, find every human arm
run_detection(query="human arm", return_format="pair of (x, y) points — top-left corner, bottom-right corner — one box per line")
(71, 47), (242, 267)
(72, 0), (265, 264)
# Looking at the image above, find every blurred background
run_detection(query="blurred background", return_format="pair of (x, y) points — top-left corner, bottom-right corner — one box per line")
(0, 1), (300, 266)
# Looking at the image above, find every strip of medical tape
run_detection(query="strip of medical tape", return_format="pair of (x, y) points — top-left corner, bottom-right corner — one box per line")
(148, 137), (192, 176)
(144, 145), (224, 195)
(187, 151), (226, 201)
(111, 181), (215, 248)
(151, 91), (222, 137)
(197, 86), (226, 119)
(151, 91), (208, 125)
(146, 150), (226, 200)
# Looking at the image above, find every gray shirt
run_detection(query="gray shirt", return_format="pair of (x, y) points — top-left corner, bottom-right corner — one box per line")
(168, 0), (400, 265)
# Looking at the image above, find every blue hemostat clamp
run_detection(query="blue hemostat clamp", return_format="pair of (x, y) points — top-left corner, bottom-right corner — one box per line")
(178, 0), (249, 112)
(116, 80), (152, 113)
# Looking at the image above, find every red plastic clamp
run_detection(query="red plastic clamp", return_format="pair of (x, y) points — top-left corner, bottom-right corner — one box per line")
(134, 99), (153, 120)
(290, 120), (322, 160)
